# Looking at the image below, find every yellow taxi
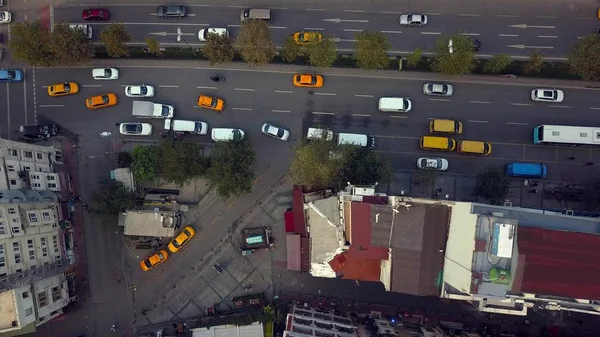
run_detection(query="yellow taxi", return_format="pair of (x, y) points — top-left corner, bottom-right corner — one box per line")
(197, 94), (224, 111)
(85, 93), (117, 109)
(139, 249), (169, 271)
(293, 31), (323, 44)
(293, 74), (324, 88)
(48, 82), (79, 97)
(167, 226), (196, 253)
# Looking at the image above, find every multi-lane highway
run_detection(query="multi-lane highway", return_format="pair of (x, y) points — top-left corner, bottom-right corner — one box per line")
(52, 2), (600, 60)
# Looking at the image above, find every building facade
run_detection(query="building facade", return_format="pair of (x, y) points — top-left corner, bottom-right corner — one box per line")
(0, 138), (61, 192)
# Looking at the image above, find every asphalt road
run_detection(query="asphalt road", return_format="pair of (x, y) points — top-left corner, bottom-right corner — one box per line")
(53, 3), (600, 60)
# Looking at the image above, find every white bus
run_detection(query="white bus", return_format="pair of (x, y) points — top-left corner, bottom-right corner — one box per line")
(533, 125), (600, 146)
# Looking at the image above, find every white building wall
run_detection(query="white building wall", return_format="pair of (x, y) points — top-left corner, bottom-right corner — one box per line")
(32, 275), (68, 325)
(14, 284), (36, 328)
(0, 138), (60, 191)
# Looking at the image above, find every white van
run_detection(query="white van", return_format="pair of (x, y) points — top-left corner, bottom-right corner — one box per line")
(240, 8), (271, 22)
(69, 24), (92, 39)
(307, 127), (334, 141)
(211, 128), (245, 141)
(378, 97), (411, 112)
(164, 119), (208, 135)
(337, 133), (375, 148)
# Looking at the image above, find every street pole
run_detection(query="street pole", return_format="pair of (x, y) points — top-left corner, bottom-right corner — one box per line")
(176, 27), (194, 51)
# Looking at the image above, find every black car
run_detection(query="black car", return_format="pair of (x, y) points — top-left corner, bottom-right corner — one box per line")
(20, 124), (59, 139)
(157, 5), (187, 18)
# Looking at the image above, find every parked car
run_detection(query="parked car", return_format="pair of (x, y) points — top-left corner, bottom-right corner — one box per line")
(140, 249), (169, 271)
(119, 122), (153, 136)
(293, 74), (323, 88)
(417, 157), (449, 171)
(0, 11), (11, 23)
(293, 31), (323, 44)
(167, 226), (196, 253)
(261, 123), (290, 141)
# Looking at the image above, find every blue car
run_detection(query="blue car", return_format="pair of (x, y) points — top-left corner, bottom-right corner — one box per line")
(0, 69), (24, 82)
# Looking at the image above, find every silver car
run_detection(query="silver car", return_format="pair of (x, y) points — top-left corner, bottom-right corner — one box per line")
(125, 85), (155, 98)
(423, 83), (453, 97)
(261, 123), (290, 141)
(417, 157), (449, 171)
(399, 14), (427, 27)
(530, 88), (564, 103)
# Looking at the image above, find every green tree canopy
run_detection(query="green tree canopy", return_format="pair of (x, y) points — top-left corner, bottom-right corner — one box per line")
(208, 138), (256, 198)
(281, 34), (302, 63)
(158, 140), (210, 186)
(306, 36), (337, 67)
(8, 20), (55, 66)
(524, 50), (543, 74)
(91, 181), (137, 216)
(432, 34), (476, 75)
(338, 146), (392, 186)
(484, 53), (512, 74)
(354, 31), (391, 70)
(202, 32), (235, 65)
(50, 22), (94, 65)
(130, 145), (160, 182)
(473, 166), (511, 205)
(569, 34), (600, 80)
(100, 23), (131, 58)
(235, 20), (276, 65)
(406, 48), (423, 68)
(145, 37), (163, 56)
(290, 140), (341, 188)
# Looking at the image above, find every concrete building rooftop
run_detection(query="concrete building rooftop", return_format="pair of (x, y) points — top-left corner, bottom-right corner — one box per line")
(0, 290), (18, 331)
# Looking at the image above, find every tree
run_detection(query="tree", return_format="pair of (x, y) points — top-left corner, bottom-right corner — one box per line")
(157, 140), (210, 186)
(354, 31), (391, 70)
(338, 146), (392, 187)
(281, 34), (302, 63)
(290, 141), (341, 188)
(306, 36), (337, 67)
(100, 23), (131, 58)
(473, 166), (511, 205)
(145, 37), (163, 56)
(207, 138), (256, 198)
(235, 20), (276, 65)
(8, 21), (55, 66)
(130, 145), (160, 182)
(90, 181), (136, 216)
(569, 34), (600, 80)
(484, 53), (512, 74)
(432, 35), (476, 75)
(202, 32), (235, 65)
(116, 152), (133, 168)
(524, 50), (543, 74)
(406, 48), (423, 68)
(49, 22), (94, 65)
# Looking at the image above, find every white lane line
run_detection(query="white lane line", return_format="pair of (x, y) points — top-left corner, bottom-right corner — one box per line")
(381, 30), (402, 34)
(187, 14), (196, 17)
(343, 10), (365, 13)
(421, 32), (441, 35)
(197, 86), (217, 90)
(159, 85), (179, 88)
(461, 33), (480, 36)
(227, 5), (245, 8)
(313, 111), (334, 115)
(510, 103), (531, 106)
(87, 21), (209, 26)
(537, 16), (558, 19)
(498, 14), (519, 18)
(390, 115), (408, 119)
(549, 105), (571, 109)
(355, 94), (374, 98)
(270, 7), (287, 10)
(538, 35), (558, 38)
(458, 13), (480, 17)
(274, 90), (294, 94)
(590, 107), (600, 110)
(423, 12), (441, 16)
(272, 109), (291, 113)
(232, 107), (252, 111)
(506, 122), (528, 126)
(304, 27), (324, 31)
(429, 98), (450, 102)
(469, 120), (489, 123)
(381, 11), (403, 14)
(344, 29), (363, 32)
(578, 36), (585, 39)
(315, 92), (336, 96)
(305, 8), (325, 11)
(82, 84), (102, 88)
(352, 113), (370, 117)
(470, 100), (491, 104)
(269, 26), (287, 29)
(38, 104), (65, 108)
(227, 24), (241, 28)
(235, 88), (256, 92)
(499, 34), (519, 37)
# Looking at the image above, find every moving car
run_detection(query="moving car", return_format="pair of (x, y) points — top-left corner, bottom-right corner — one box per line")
(82, 8), (109, 21)
(92, 67), (119, 80)
(0, 69), (23, 82)
(167, 226), (196, 253)
(157, 5), (187, 18)
(378, 97), (411, 112)
(0, 11), (11, 23)
(198, 28), (229, 41)
(423, 83), (453, 97)
(293, 31), (323, 44)
(140, 249), (169, 271)
(399, 14), (427, 27)
(531, 88), (564, 103)
(125, 85), (155, 98)
(417, 157), (449, 171)
(85, 93), (117, 109)
(48, 82), (79, 97)
(197, 95), (224, 111)
(293, 74), (324, 88)
(261, 123), (290, 141)
(119, 122), (152, 136)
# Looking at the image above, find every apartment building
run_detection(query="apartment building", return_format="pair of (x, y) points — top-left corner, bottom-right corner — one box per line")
(0, 138), (61, 192)
(283, 305), (357, 337)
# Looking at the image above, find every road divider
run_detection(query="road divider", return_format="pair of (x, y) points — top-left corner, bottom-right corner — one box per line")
(549, 105), (572, 109)
(82, 84), (101, 88)
(429, 98), (451, 102)
(352, 113), (370, 117)
(510, 103), (531, 106)
(389, 116), (408, 119)
(39, 104), (65, 108)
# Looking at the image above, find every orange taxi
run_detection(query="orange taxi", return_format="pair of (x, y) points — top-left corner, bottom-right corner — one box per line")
(293, 31), (323, 44)
(139, 249), (169, 271)
(293, 74), (324, 88)
(86, 93), (117, 109)
(48, 82), (79, 97)
(197, 94), (224, 111)
(167, 226), (196, 253)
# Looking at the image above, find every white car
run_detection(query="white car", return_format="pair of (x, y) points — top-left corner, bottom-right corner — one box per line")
(399, 14), (427, 27)
(0, 11), (11, 24)
(531, 88), (564, 103)
(125, 85), (155, 98)
(92, 68), (119, 80)
(261, 123), (290, 141)
(423, 83), (453, 97)
(119, 122), (152, 136)
(417, 157), (448, 171)
(198, 28), (229, 41)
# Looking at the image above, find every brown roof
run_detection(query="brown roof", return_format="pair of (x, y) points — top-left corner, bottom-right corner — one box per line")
(329, 251), (381, 282)
(390, 203), (449, 296)
(292, 185), (307, 236)
(348, 202), (389, 260)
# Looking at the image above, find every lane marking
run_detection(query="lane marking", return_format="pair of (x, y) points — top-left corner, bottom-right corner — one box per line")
(421, 32), (441, 35)
(272, 109), (291, 113)
(461, 33), (480, 36)
(232, 107), (252, 111)
(269, 26), (287, 29)
(315, 92), (336, 96)
(499, 34), (519, 37)
(72, 22), (209, 26)
(423, 12), (441, 16)
(352, 113), (370, 117)
(458, 13), (480, 17)
(468, 120), (489, 123)
(381, 11), (403, 14)
(549, 105), (571, 109)
(38, 104), (64, 108)
(274, 90), (293, 94)
(470, 100), (490, 104)
(498, 14), (519, 18)
(235, 88), (255, 92)
(343, 29), (363, 32)
(381, 30), (402, 34)
(227, 5), (245, 8)
(227, 24), (241, 28)
(82, 84), (102, 88)
(589, 107), (600, 110)
(343, 10), (364, 13)
(197, 86), (217, 90)
(313, 111), (334, 115)
(305, 8), (325, 11)
(537, 16), (558, 19)
(510, 103), (531, 106)
(304, 27), (324, 31)
(538, 35), (558, 39)
(355, 94), (374, 98)
(390, 115), (408, 119)
(429, 98), (450, 102)
(41, 85), (49, 88)
(159, 85), (179, 88)
(506, 122), (528, 125)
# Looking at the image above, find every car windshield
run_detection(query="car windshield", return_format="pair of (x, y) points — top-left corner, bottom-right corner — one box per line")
(172, 238), (182, 248)
(276, 129), (285, 137)
(64, 83), (71, 91)
(143, 259), (153, 268)
(125, 124), (140, 133)
(103, 69), (111, 77)
(86, 98), (93, 106)
(309, 76), (317, 84)
(298, 33), (305, 40)
(138, 87), (147, 95)
(6, 70), (15, 79)
(161, 106), (170, 116)
(210, 98), (218, 108)
(403, 100), (408, 109)
(101, 95), (109, 103)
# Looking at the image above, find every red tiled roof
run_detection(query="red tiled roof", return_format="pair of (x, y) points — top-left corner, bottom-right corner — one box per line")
(328, 252), (347, 273)
(342, 258), (381, 282)
(292, 185), (307, 236)
(515, 227), (600, 300)
(349, 202), (389, 260)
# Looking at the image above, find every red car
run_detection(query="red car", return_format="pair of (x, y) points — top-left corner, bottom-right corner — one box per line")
(82, 8), (109, 21)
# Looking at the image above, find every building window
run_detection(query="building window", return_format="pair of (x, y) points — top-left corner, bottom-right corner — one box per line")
(0, 244), (3, 254)
(40, 238), (47, 246)
(22, 166), (32, 171)
(55, 255), (61, 260)
(25, 308), (33, 316)
(7, 165), (15, 172)
(47, 175), (56, 181)
(0, 257), (5, 268)
(51, 286), (62, 301)
(23, 151), (33, 158)
(8, 149), (17, 156)
(14, 253), (21, 264)
(42, 211), (52, 222)
(42, 247), (48, 257)
(48, 183), (57, 189)
(12, 242), (20, 252)
(0, 210), (3, 218)
(29, 251), (35, 260)
(7, 208), (16, 215)
(9, 179), (17, 186)
(0, 222), (5, 235)
(28, 213), (38, 223)
(22, 291), (29, 299)
(11, 226), (20, 234)
(36, 153), (43, 160)
(27, 240), (33, 249)
(37, 291), (48, 307)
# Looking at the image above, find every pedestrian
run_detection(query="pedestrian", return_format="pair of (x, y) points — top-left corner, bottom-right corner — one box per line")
(568, 156), (576, 160)
(586, 162), (595, 166)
